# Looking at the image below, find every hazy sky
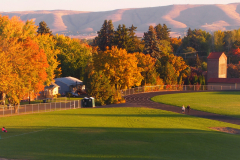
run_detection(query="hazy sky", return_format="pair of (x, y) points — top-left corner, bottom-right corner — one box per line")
(0, 0), (239, 12)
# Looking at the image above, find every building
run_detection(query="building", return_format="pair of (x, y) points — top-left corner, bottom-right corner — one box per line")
(207, 52), (240, 89)
(44, 82), (60, 96)
(54, 76), (84, 95)
(207, 52), (227, 81)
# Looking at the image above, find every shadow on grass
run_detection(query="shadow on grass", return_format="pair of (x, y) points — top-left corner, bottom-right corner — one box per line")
(0, 126), (240, 160)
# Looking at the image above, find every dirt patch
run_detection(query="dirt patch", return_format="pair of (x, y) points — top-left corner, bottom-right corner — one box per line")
(210, 127), (240, 134)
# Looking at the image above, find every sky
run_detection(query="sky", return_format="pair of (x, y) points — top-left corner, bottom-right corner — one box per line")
(0, 0), (239, 12)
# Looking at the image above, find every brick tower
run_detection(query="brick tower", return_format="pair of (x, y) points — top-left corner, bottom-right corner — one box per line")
(207, 52), (227, 81)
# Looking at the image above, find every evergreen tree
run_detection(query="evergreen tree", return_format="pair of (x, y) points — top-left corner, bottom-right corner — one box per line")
(128, 24), (138, 53)
(37, 21), (52, 35)
(107, 20), (115, 47)
(155, 24), (162, 40)
(155, 24), (170, 41)
(94, 20), (114, 51)
(195, 54), (202, 68)
(113, 24), (130, 50)
(143, 25), (161, 59)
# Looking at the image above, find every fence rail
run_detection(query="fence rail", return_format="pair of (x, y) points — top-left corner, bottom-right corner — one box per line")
(0, 99), (82, 117)
(120, 85), (240, 96)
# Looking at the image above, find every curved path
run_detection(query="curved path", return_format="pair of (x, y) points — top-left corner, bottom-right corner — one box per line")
(98, 91), (240, 125)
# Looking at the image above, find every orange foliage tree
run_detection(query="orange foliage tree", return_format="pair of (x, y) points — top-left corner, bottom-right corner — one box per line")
(0, 15), (48, 108)
(230, 48), (240, 64)
(134, 52), (163, 86)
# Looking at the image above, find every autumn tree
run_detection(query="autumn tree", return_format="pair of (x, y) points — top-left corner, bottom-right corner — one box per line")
(227, 64), (240, 78)
(37, 34), (60, 85)
(135, 52), (163, 86)
(170, 37), (182, 54)
(0, 16), (48, 109)
(37, 21), (52, 35)
(92, 46), (143, 90)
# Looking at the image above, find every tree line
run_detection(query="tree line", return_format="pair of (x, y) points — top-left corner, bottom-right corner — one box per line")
(2, 15), (240, 107)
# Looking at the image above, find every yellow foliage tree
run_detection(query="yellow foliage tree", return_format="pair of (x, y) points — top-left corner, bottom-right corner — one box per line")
(93, 46), (143, 90)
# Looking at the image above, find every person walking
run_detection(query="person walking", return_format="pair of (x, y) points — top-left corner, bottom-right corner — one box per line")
(187, 105), (190, 114)
(182, 105), (185, 113)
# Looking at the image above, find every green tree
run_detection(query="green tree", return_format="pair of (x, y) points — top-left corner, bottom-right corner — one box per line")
(37, 21), (52, 35)
(113, 24), (130, 50)
(85, 70), (115, 105)
(94, 20), (114, 51)
(162, 62), (178, 85)
(128, 24), (139, 53)
(214, 30), (225, 52)
(55, 34), (92, 80)
(155, 24), (170, 41)
(195, 54), (202, 69)
(143, 25), (161, 58)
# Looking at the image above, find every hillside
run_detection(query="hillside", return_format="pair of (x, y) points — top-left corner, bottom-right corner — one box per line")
(1, 3), (240, 38)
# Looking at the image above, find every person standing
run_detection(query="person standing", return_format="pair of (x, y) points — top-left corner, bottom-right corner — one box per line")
(187, 105), (190, 114)
(182, 105), (185, 113)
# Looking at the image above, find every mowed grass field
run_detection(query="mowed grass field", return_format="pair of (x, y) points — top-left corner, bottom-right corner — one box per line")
(152, 91), (240, 118)
(0, 107), (240, 160)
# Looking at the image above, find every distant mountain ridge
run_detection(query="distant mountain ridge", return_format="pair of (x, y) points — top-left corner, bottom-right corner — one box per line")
(1, 3), (240, 38)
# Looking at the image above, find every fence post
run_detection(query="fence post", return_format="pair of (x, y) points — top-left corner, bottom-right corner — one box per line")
(55, 102), (56, 111)
(194, 85), (195, 91)
(32, 104), (33, 113)
(70, 101), (71, 109)
(74, 101), (75, 109)
(38, 104), (39, 113)
(50, 102), (51, 111)
(3, 106), (4, 117)
(11, 106), (12, 115)
(25, 105), (26, 113)
(45, 103), (46, 112)
(221, 86), (222, 90)
(60, 102), (61, 110)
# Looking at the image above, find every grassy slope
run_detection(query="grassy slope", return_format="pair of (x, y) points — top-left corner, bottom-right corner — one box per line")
(0, 107), (240, 160)
(151, 91), (240, 118)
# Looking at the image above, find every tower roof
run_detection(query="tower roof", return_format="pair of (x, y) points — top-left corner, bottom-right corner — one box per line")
(207, 52), (226, 59)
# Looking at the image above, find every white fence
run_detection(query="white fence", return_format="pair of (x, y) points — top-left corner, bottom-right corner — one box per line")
(0, 99), (82, 117)
(120, 85), (240, 96)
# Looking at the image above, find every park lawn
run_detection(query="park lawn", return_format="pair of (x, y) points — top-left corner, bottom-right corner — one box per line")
(0, 107), (240, 159)
(151, 91), (240, 118)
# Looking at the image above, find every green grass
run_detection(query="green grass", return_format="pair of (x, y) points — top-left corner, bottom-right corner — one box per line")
(151, 91), (240, 118)
(1, 107), (240, 160)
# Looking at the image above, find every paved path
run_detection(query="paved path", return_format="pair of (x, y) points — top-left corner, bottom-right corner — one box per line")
(98, 91), (240, 126)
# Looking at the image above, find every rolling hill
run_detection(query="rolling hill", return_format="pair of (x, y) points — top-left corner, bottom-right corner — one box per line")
(1, 3), (240, 38)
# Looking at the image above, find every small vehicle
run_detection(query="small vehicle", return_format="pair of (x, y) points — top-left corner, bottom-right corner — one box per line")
(71, 92), (78, 97)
